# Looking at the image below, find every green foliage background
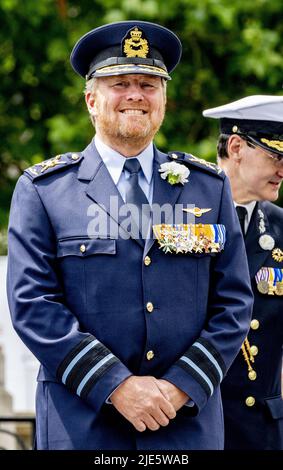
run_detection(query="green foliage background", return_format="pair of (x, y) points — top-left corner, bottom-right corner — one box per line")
(0, 0), (282, 253)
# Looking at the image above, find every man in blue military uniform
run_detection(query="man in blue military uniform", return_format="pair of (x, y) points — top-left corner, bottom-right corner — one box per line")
(7, 21), (253, 450)
(203, 95), (283, 449)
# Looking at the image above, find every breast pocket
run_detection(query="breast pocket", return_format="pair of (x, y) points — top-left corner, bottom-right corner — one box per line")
(56, 237), (116, 318)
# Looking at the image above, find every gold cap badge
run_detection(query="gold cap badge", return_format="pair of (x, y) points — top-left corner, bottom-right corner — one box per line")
(123, 27), (149, 58)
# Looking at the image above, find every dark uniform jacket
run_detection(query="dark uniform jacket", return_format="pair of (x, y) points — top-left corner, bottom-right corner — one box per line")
(7, 139), (253, 450)
(222, 201), (283, 450)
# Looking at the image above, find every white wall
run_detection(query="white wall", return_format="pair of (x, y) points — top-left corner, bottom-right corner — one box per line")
(0, 256), (38, 413)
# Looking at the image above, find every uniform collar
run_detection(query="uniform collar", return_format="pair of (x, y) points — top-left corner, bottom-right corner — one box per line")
(94, 135), (154, 185)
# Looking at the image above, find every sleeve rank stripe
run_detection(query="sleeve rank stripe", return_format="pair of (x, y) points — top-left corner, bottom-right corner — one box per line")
(177, 338), (226, 397)
(78, 356), (119, 399)
(77, 353), (115, 396)
(57, 335), (95, 380)
(183, 347), (218, 389)
(193, 342), (224, 382)
(178, 357), (213, 397)
(62, 339), (99, 384)
(196, 337), (226, 376)
(65, 343), (113, 391)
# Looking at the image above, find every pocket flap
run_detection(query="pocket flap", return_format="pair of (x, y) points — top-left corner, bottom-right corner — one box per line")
(57, 237), (116, 257)
(265, 395), (283, 419)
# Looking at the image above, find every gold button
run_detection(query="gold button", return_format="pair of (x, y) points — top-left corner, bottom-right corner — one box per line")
(250, 319), (260, 330)
(232, 125), (238, 133)
(171, 153), (178, 160)
(248, 370), (257, 381)
(146, 302), (154, 313)
(71, 153), (79, 160)
(245, 396), (255, 407)
(80, 244), (86, 253)
(250, 345), (258, 356)
(144, 256), (151, 266)
(146, 350), (155, 361)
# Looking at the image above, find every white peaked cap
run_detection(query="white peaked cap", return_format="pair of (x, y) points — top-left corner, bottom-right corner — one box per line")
(203, 95), (283, 122)
(203, 95), (283, 156)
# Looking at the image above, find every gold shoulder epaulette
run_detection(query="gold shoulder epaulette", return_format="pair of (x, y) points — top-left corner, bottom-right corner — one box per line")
(24, 153), (83, 181)
(169, 152), (223, 177)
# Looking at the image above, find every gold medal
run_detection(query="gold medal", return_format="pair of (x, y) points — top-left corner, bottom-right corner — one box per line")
(275, 282), (283, 296)
(257, 280), (269, 294)
(248, 370), (257, 381)
(152, 223), (225, 254)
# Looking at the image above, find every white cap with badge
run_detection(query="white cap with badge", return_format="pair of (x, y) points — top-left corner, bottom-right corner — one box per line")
(203, 95), (283, 156)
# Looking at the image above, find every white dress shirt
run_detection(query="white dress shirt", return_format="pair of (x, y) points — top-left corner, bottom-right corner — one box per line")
(95, 135), (154, 204)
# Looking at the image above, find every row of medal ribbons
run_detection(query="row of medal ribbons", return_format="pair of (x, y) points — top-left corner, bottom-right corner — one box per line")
(255, 267), (283, 296)
(153, 223), (226, 254)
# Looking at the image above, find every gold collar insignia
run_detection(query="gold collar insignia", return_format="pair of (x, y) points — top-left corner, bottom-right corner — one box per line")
(40, 155), (66, 173)
(188, 155), (223, 174)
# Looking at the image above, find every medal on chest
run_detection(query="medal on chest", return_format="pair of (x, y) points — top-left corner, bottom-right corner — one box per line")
(255, 267), (283, 296)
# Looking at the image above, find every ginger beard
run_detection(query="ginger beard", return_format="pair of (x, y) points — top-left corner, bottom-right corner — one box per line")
(90, 76), (166, 149)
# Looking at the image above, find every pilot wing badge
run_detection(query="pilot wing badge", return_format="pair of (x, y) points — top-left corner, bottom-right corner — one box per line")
(183, 207), (212, 217)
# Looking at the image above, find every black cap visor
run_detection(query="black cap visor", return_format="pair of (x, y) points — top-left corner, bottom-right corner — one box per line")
(221, 118), (283, 157)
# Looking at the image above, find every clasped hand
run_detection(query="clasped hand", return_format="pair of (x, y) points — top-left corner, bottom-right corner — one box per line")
(110, 376), (189, 432)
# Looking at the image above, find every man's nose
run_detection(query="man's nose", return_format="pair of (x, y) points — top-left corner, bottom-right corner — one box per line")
(125, 85), (144, 101)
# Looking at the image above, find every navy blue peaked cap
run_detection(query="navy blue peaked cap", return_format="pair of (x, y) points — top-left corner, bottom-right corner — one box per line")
(70, 20), (182, 81)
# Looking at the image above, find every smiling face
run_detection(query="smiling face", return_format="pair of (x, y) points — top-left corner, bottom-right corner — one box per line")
(85, 74), (166, 155)
(222, 135), (283, 203)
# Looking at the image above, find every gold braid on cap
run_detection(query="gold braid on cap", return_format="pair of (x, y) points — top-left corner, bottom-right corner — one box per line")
(260, 138), (283, 151)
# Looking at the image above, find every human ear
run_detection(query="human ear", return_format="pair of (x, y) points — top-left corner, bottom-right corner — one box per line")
(85, 92), (97, 117)
(227, 135), (243, 162)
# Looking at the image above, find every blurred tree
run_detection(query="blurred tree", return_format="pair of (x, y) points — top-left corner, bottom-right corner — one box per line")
(0, 0), (282, 251)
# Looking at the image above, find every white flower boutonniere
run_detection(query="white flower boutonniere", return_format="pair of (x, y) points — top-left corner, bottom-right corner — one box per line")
(259, 234), (275, 251)
(159, 162), (190, 185)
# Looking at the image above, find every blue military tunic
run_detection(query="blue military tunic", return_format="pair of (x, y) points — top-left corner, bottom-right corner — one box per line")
(7, 139), (253, 450)
(222, 201), (283, 449)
